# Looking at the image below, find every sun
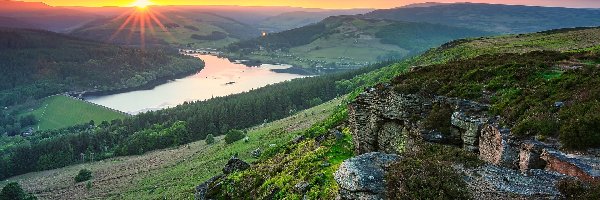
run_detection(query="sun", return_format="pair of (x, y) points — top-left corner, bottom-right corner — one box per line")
(131, 0), (154, 8)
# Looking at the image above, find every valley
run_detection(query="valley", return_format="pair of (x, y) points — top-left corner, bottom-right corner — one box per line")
(2, 1), (600, 200)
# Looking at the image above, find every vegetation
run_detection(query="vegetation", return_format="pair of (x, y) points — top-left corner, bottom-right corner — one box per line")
(191, 31), (228, 41)
(225, 130), (246, 144)
(0, 182), (36, 200)
(205, 134), (215, 144)
(23, 95), (127, 130)
(74, 169), (93, 183)
(0, 28), (204, 107)
(0, 61), (382, 180)
(225, 15), (487, 70)
(0, 110), (37, 136)
(366, 3), (600, 34)
(556, 179), (600, 199)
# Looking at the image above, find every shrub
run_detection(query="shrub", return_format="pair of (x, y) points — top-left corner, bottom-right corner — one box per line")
(386, 158), (471, 200)
(556, 179), (600, 199)
(74, 169), (93, 183)
(0, 182), (36, 200)
(205, 134), (215, 145)
(224, 130), (245, 144)
(559, 102), (600, 149)
(422, 103), (453, 135)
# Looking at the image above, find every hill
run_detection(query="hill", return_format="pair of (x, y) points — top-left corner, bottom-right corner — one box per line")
(0, 28), (204, 108)
(70, 9), (261, 49)
(24, 95), (127, 131)
(257, 9), (371, 32)
(365, 3), (600, 34)
(225, 15), (488, 71)
(0, 16), (39, 29)
(0, 0), (100, 32)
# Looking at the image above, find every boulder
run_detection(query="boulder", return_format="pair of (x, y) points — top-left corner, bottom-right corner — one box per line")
(195, 175), (224, 200)
(541, 149), (600, 183)
(223, 157), (250, 174)
(478, 125), (519, 169)
(451, 112), (488, 152)
(334, 152), (400, 200)
(519, 140), (548, 172)
(294, 181), (310, 193)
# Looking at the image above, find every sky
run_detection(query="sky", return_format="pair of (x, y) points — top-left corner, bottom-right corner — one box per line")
(17, 0), (600, 9)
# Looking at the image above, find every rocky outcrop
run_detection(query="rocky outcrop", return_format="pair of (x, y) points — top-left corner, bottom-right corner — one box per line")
(222, 157), (250, 174)
(541, 149), (600, 183)
(348, 85), (490, 155)
(478, 125), (519, 169)
(519, 140), (548, 172)
(195, 175), (224, 200)
(334, 152), (401, 200)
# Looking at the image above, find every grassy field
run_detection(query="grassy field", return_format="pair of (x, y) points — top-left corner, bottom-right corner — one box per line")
(2, 97), (343, 199)
(24, 95), (127, 130)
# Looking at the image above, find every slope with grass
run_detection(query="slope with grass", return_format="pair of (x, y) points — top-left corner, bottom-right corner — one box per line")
(225, 15), (488, 72)
(0, 97), (343, 199)
(23, 95), (127, 131)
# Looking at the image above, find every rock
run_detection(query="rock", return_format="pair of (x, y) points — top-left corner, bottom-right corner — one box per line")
(554, 101), (565, 108)
(478, 125), (519, 169)
(452, 112), (488, 152)
(195, 174), (224, 200)
(291, 135), (306, 144)
(223, 157), (250, 174)
(294, 181), (310, 193)
(251, 148), (262, 158)
(519, 140), (548, 172)
(541, 149), (600, 183)
(334, 152), (400, 200)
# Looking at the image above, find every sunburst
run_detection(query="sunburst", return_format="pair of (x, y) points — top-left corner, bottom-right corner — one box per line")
(109, 0), (176, 49)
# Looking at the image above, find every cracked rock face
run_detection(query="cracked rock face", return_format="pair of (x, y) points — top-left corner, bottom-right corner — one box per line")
(479, 125), (519, 169)
(334, 152), (401, 200)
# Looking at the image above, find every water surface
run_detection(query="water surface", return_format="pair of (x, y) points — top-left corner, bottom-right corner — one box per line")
(86, 55), (307, 114)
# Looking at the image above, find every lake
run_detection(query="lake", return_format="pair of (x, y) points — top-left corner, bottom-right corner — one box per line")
(85, 54), (308, 114)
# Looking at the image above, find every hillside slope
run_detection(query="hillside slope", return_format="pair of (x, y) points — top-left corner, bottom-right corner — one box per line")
(0, 0), (100, 32)
(70, 9), (261, 49)
(365, 3), (600, 34)
(0, 28), (204, 107)
(225, 15), (488, 71)
(198, 27), (600, 199)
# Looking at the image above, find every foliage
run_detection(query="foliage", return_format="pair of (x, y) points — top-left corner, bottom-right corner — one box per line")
(556, 179), (600, 199)
(210, 108), (353, 199)
(225, 130), (245, 144)
(74, 169), (93, 183)
(205, 134), (215, 145)
(422, 103), (454, 135)
(0, 182), (36, 200)
(0, 28), (204, 107)
(191, 31), (227, 41)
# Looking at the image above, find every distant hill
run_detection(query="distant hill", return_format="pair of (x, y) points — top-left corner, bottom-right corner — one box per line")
(0, 28), (203, 107)
(226, 15), (489, 70)
(70, 10), (261, 49)
(0, 16), (39, 29)
(0, 0), (100, 32)
(365, 3), (600, 33)
(257, 9), (372, 32)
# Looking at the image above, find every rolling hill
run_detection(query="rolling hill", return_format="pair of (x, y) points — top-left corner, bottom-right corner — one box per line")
(0, 0), (101, 32)
(365, 3), (600, 34)
(257, 9), (372, 32)
(69, 9), (264, 49)
(225, 15), (489, 71)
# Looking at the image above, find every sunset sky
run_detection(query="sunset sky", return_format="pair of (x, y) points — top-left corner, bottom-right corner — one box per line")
(18, 0), (600, 9)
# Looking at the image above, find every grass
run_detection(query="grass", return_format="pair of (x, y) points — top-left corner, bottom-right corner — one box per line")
(2, 97), (343, 199)
(23, 95), (127, 130)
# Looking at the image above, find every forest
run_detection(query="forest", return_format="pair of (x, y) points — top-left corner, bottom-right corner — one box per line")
(0, 28), (204, 107)
(0, 61), (393, 180)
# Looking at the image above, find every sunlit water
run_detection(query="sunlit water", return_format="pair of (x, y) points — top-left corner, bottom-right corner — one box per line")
(85, 55), (307, 114)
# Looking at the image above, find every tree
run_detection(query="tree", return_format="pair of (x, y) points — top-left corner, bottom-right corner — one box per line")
(74, 169), (93, 183)
(224, 130), (245, 144)
(0, 182), (36, 200)
(205, 134), (215, 144)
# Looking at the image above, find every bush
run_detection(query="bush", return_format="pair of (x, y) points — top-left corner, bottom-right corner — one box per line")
(224, 130), (245, 144)
(559, 102), (600, 150)
(205, 134), (215, 144)
(74, 169), (93, 183)
(0, 182), (36, 200)
(556, 179), (600, 199)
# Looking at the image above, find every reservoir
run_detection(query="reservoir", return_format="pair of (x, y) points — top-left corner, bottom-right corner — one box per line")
(85, 54), (307, 114)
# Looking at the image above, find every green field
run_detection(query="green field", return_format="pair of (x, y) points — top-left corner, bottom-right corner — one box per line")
(25, 95), (127, 130)
(3, 97), (343, 199)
